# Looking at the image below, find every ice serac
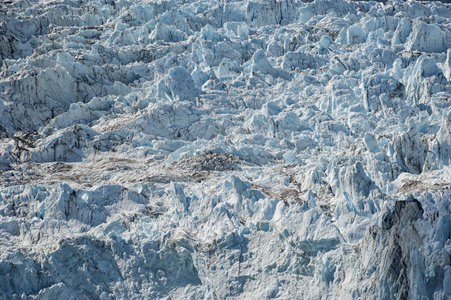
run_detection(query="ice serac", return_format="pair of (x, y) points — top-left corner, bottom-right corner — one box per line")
(406, 54), (449, 106)
(1, 0), (451, 299)
(392, 18), (412, 46)
(444, 49), (451, 81)
(425, 112), (451, 171)
(392, 121), (426, 174)
(406, 20), (448, 53)
(245, 0), (298, 26)
(251, 49), (292, 80)
(374, 198), (425, 299)
(156, 66), (200, 102)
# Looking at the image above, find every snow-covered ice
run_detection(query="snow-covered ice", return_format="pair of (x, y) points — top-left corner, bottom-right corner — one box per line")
(1, 0), (451, 298)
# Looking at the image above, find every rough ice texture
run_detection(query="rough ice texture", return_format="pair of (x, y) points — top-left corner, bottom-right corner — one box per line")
(1, 0), (451, 299)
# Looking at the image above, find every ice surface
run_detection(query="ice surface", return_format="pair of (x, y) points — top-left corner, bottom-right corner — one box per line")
(1, 0), (451, 299)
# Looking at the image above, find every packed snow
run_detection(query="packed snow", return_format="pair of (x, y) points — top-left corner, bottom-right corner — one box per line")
(1, 0), (451, 299)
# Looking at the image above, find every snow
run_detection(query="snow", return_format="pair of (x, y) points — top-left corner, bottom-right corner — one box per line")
(1, 0), (451, 299)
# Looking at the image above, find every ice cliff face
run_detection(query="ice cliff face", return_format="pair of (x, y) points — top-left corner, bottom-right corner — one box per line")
(1, 0), (451, 299)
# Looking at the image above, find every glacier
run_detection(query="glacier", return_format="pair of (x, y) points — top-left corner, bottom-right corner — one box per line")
(1, 0), (451, 298)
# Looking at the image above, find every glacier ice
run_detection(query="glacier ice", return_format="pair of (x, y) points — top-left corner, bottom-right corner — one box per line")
(1, 0), (451, 299)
